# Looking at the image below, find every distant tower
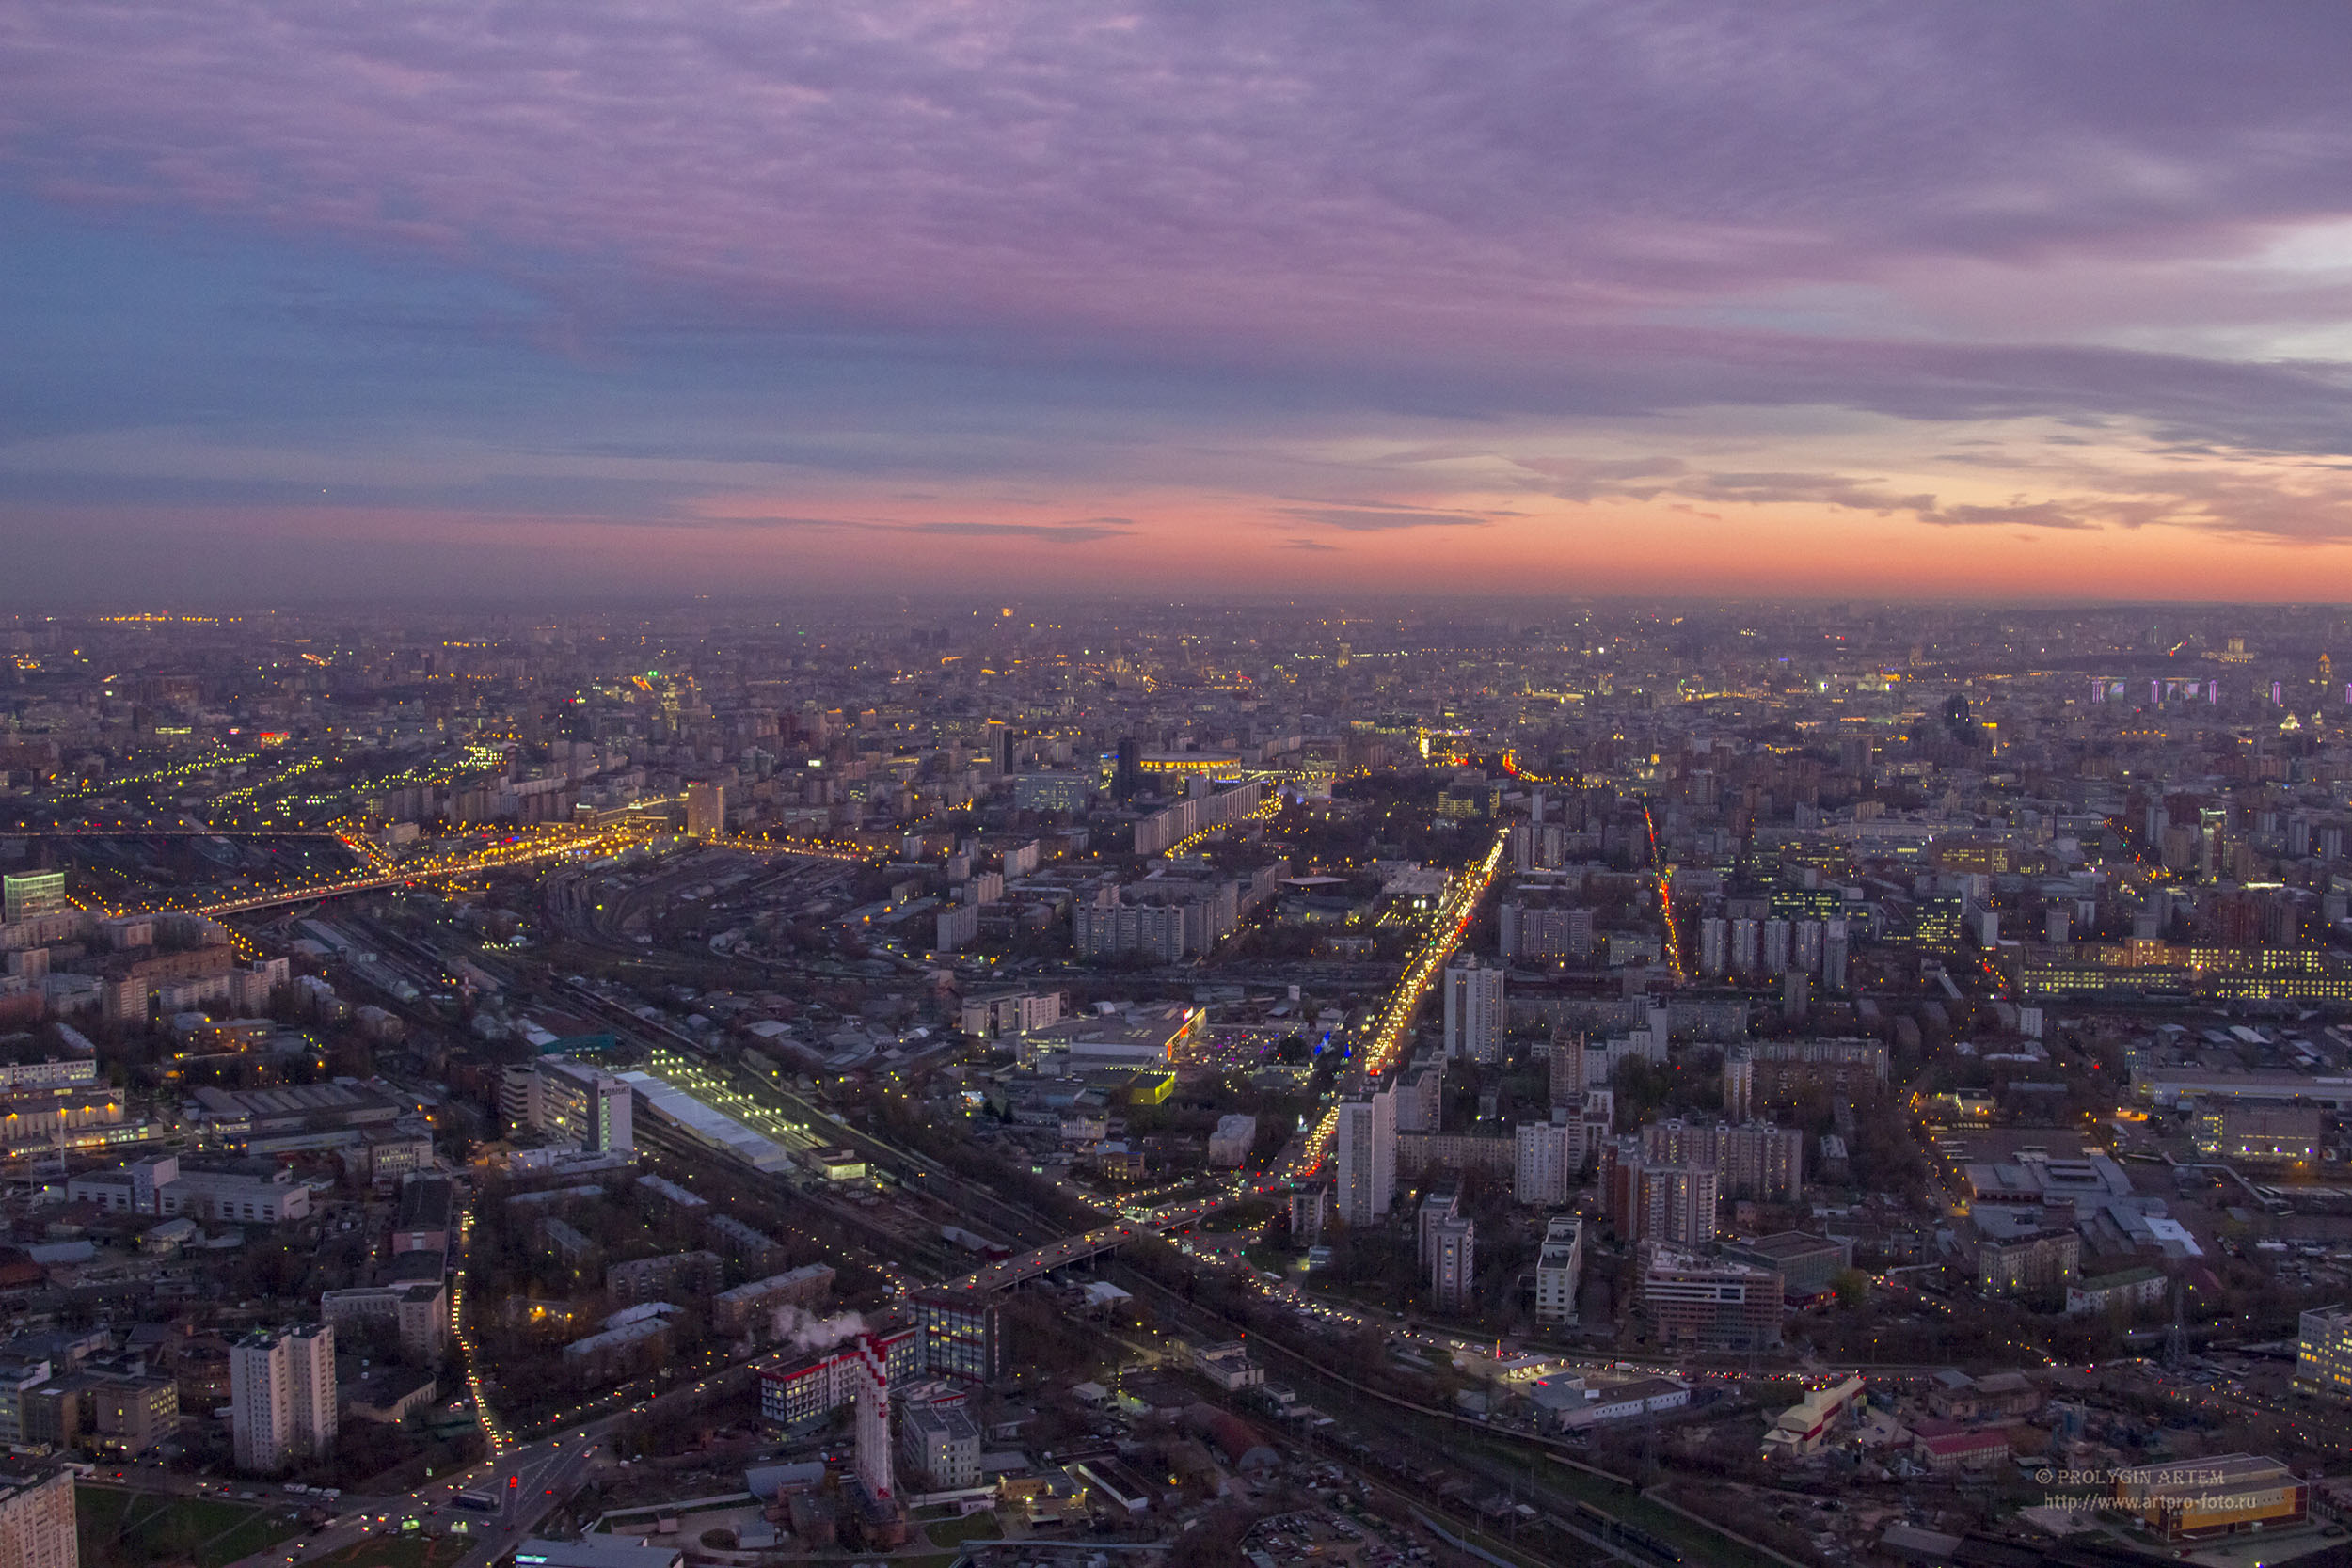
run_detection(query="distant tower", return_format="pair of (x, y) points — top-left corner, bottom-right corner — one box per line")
(2163, 1275), (2189, 1370)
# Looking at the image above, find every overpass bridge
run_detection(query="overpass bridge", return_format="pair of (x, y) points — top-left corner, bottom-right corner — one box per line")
(943, 1178), (1292, 1291)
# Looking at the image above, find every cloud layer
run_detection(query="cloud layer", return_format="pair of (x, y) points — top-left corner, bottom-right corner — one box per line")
(10, 2), (2352, 595)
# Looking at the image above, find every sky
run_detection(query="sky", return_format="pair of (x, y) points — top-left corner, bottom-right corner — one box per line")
(10, 2), (2352, 603)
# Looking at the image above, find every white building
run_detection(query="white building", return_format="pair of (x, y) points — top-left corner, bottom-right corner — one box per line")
(899, 1395), (981, 1488)
(1534, 1215), (1583, 1325)
(1442, 957), (1505, 1063)
(1334, 1088), (1396, 1227)
(518, 1057), (633, 1154)
(1207, 1114), (1257, 1167)
(231, 1323), (336, 1472)
(69, 1156), (312, 1225)
(1514, 1119), (1572, 1207)
(0, 1464), (78, 1568)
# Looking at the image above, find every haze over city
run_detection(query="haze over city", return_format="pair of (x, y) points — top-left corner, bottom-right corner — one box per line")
(12, 4), (2352, 598)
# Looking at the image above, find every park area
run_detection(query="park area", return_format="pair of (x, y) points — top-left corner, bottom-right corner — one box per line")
(76, 1484), (305, 1568)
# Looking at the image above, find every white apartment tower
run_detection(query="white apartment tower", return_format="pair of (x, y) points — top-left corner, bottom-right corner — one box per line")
(1514, 1119), (1573, 1207)
(1334, 1087), (1397, 1226)
(1534, 1215), (1584, 1326)
(230, 1323), (336, 1473)
(1442, 957), (1505, 1063)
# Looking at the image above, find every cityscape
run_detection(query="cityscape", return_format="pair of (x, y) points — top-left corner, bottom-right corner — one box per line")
(10, 6), (2352, 1568)
(0, 605), (2339, 1568)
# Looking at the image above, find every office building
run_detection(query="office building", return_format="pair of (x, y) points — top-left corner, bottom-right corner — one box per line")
(68, 1156), (312, 1225)
(1441, 957), (1504, 1063)
(520, 1057), (634, 1154)
(0, 875), (66, 927)
(913, 1291), (1005, 1383)
(230, 1323), (336, 1472)
(1011, 772), (1090, 816)
(1334, 1088), (1395, 1227)
(2296, 1305), (2352, 1402)
(1640, 1247), (1782, 1350)
(1534, 1215), (1583, 1326)
(1719, 1231), (1852, 1303)
(0, 1465), (78, 1568)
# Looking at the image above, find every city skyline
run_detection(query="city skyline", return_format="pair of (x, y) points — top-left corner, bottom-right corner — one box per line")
(13, 4), (2352, 599)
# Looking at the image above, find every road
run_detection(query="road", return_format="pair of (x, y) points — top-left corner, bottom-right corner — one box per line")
(222, 1428), (611, 1568)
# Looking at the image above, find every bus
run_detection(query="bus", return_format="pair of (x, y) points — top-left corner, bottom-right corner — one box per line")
(452, 1491), (499, 1513)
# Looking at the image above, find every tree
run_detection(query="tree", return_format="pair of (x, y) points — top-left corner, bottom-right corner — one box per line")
(1832, 1269), (1870, 1310)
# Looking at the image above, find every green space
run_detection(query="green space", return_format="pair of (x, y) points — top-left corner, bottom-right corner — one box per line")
(310, 1532), (479, 1568)
(77, 1484), (307, 1568)
(920, 1510), (1006, 1549)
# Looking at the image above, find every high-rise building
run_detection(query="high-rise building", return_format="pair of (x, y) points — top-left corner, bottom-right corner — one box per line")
(1442, 957), (1504, 1063)
(1416, 1184), (1459, 1267)
(1499, 899), (1593, 960)
(1597, 1139), (1716, 1245)
(1638, 1119), (1803, 1201)
(1698, 917), (1727, 978)
(1514, 1119), (1572, 1207)
(1429, 1217), (1475, 1311)
(1394, 1051), (1444, 1132)
(1534, 1215), (1583, 1326)
(1334, 1088), (1396, 1227)
(230, 1323), (336, 1472)
(0, 1465), (78, 1568)
(2295, 1305), (2352, 1402)
(0, 874), (65, 927)
(684, 781), (726, 839)
(523, 1058), (634, 1153)
(1547, 1033), (1585, 1107)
